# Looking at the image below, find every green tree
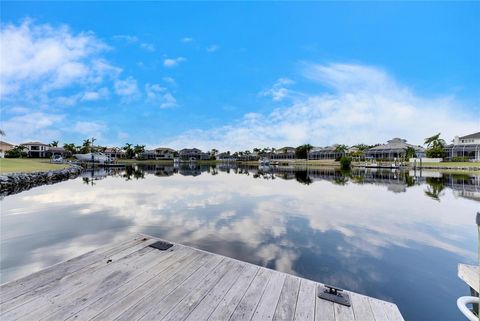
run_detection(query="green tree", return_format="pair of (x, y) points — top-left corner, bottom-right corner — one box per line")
(424, 133), (446, 158)
(339, 156), (352, 170)
(50, 140), (59, 147)
(295, 144), (313, 159)
(0, 129), (5, 136)
(5, 145), (28, 158)
(63, 143), (77, 155)
(123, 143), (134, 159)
(335, 144), (349, 154)
(80, 139), (91, 153)
(133, 144), (145, 156)
(404, 146), (417, 160)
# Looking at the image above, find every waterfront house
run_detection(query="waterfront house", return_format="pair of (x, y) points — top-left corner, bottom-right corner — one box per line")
(444, 132), (480, 161)
(179, 148), (210, 161)
(46, 147), (69, 158)
(0, 141), (14, 158)
(270, 147), (296, 160)
(237, 151), (259, 161)
(104, 148), (126, 160)
(308, 145), (344, 160)
(217, 152), (238, 162)
(154, 147), (176, 160)
(20, 142), (49, 158)
(137, 147), (176, 160)
(365, 138), (425, 160)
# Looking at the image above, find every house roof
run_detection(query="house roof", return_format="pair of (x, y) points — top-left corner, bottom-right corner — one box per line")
(180, 148), (202, 153)
(367, 138), (425, 152)
(309, 145), (341, 153)
(0, 141), (14, 146)
(154, 147), (176, 152)
(20, 141), (48, 146)
(459, 132), (480, 140)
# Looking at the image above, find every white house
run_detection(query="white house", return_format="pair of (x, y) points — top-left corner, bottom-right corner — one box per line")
(445, 132), (480, 161)
(20, 142), (49, 158)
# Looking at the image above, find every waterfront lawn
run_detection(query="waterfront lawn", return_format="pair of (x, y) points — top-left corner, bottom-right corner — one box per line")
(0, 158), (69, 174)
(421, 162), (479, 167)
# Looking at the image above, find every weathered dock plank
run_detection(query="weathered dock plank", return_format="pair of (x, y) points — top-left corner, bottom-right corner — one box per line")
(0, 234), (405, 321)
(458, 263), (479, 293)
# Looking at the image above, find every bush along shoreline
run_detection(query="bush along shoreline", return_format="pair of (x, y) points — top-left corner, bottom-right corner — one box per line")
(0, 165), (83, 196)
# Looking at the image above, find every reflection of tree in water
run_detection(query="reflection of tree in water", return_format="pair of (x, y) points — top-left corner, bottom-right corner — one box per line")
(82, 177), (95, 186)
(123, 166), (145, 181)
(403, 172), (415, 187)
(295, 171), (312, 185)
(424, 177), (446, 201)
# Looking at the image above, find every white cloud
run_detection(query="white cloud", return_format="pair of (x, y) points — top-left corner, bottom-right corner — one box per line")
(113, 34), (138, 43)
(81, 87), (109, 101)
(145, 83), (166, 100)
(261, 77), (295, 101)
(162, 77), (176, 85)
(163, 63), (479, 151)
(160, 93), (177, 109)
(181, 37), (193, 43)
(145, 83), (178, 109)
(0, 19), (119, 98)
(206, 45), (219, 53)
(140, 43), (155, 52)
(1, 111), (65, 143)
(114, 77), (139, 97)
(70, 121), (107, 138)
(117, 131), (129, 140)
(163, 57), (186, 68)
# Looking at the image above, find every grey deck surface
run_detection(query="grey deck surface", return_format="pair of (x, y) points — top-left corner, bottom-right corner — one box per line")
(458, 264), (479, 293)
(0, 235), (404, 321)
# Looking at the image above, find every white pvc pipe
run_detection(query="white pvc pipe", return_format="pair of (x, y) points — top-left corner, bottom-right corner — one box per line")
(457, 296), (479, 321)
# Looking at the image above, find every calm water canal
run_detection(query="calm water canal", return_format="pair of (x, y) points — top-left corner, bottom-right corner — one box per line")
(1, 164), (478, 321)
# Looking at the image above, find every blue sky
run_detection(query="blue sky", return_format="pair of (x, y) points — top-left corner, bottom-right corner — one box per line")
(1, 2), (479, 150)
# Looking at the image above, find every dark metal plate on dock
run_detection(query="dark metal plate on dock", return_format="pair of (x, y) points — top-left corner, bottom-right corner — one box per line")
(149, 241), (173, 251)
(317, 284), (351, 307)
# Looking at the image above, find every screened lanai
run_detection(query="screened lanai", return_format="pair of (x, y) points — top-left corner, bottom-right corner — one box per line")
(365, 138), (425, 160)
(444, 143), (480, 161)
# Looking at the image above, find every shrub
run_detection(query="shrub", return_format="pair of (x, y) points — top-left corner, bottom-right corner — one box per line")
(451, 156), (470, 162)
(339, 156), (352, 170)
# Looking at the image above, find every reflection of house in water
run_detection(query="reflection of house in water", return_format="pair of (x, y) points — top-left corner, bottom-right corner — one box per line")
(409, 169), (480, 201)
(134, 164), (176, 176)
(446, 174), (480, 201)
(218, 163), (238, 173)
(178, 164), (203, 176)
(352, 169), (411, 193)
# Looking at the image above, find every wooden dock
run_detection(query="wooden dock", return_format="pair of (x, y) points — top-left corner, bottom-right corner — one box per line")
(0, 234), (404, 321)
(458, 264), (479, 294)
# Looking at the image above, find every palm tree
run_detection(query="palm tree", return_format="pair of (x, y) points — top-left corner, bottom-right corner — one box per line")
(63, 143), (77, 155)
(335, 144), (349, 154)
(424, 133), (446, 158)
(133, 144), (145, 156)
(80, 139), (91, 154)
(123, 143), (134, 159)
(50, 140), (59, 147)
(0, 129), (5, 136)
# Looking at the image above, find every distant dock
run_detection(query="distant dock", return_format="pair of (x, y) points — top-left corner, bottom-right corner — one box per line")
(0, 234), (404, 321)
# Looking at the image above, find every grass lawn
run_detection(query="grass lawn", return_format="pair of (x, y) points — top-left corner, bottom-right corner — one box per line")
(0, 158), (70, 174)
(420, 162), (479, 167)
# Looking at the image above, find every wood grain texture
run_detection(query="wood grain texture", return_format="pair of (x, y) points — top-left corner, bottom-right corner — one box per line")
(0, 234), (405, 321)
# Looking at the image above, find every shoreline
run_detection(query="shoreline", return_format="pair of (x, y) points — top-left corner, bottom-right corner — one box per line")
(0, 165), (83, 196)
